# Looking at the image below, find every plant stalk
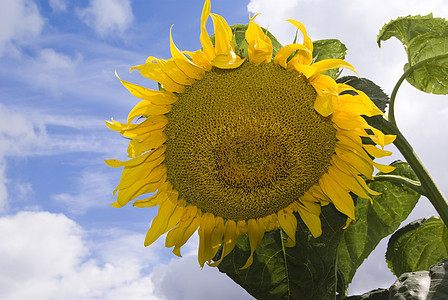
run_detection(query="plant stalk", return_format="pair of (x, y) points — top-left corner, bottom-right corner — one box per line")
(383, 121), (448, 227)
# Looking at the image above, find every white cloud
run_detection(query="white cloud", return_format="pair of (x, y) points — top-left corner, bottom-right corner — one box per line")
(49, 0), (68, 12)
(29, 48), (83, 94)
(0, 104), (47, 210)
(0, 164), (7, 212)
(77, 0), (134, 37)
(0, 0), (44, 56)
(0, 104), (46, 158)
(0, 211), (161, 300)
(36, 48), (81, 70)
(0, 103), (126, 212)
(0, 211), (254, 300)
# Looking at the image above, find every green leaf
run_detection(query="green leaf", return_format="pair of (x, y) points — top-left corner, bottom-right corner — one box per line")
(386, 217), (448, 277)
(404, 33), (448, 94)
(428, 257), (448, 299)
(338, 161), (421, 284)
(336, 76), (389, 130)
(377, 14), (448, 94)
(217, 205), (347, 300)
(313, 39), (347, 79)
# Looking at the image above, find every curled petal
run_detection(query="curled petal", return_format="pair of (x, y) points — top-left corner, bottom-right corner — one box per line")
(309, 59), (358, 79)
(169, 26), (205, 80)
(212, 50), (246, 69)
(115, 71), (177, 104)
(210, 13), (233, 55)
(246, 14), (273, 65)
(200, 0), (215, 61)
(286, 19), (313, 52)
(274, 43), (312, 69)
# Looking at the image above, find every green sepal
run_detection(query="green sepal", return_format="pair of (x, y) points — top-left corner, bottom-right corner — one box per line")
(386, 217), (448, 277)
(378, 14), (448, 94)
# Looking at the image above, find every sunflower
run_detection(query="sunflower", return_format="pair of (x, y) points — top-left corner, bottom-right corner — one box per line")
(106, 0), (395, 269)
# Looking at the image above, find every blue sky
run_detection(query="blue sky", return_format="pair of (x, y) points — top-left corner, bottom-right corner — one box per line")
(1, 0), (447, 299)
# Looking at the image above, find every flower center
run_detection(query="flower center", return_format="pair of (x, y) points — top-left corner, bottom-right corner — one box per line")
(164, 62), (337, 220)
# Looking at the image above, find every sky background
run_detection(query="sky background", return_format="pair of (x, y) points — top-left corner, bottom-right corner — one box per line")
(1, 0), (447, 299)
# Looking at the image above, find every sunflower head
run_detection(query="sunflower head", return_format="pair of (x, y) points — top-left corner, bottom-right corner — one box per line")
(106, 0), (395, 269)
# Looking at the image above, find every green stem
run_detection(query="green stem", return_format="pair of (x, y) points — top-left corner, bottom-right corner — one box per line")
(383, 121), (448, 227)
(371, 174), (425, 196)
(388, 53), (448, 127)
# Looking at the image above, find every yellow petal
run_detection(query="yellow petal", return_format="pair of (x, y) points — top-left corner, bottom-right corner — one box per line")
(335, 147), (374, 180)
(363, 144), (393, 158)
(277, 209), (297, 246)
(211, 50), (246, 69)
(169, 26), (205, 80)
(373, 162), (396, 173)
(114, 154), (165, 193)
(170, 206), (202, 257)
(208, 220), (238, 267)
(320, 173), (356, 220)
(296, 201), (322, 238)
(210, 13), (233, 55)
(130, 63), (185, 93)
(164, 198), (186, 232)
(289, 62), (316, 78)
(332, 111), (369, 131)
(236, 220), (247, 235)
(183, 50), (212, 71)
(165, 205), (195, 248)
(354, 175), (382, 201)
(144, 194), (179, 246)
(208, 217), (225, 261)
(286, 19), (313, 52)
(108, 116), (168, 139)
(311, 74), (339, 96)
(116, 169), (167, 207)
(127, 100), (171, 123)
(329, 166), (371, 200)
(314, 94), (334, 117)
(127, 132), (167, 157)
(198, 212), (216, 267)
(154, 58), (195, 86)
(241, 218), (265, 270)
(336, 134), (373, 163)
(274, 43), (312, 69)
(245, 14), (273, 65)
(115, 71), (177, 104)
(310, 59), (358, 78)
(104, 147), (162, 168)
(200, 0), (215, 61)
(133, 183), (171, 208)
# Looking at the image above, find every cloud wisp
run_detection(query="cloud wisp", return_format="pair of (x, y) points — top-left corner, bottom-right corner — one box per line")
(77, 0), (135, 38)
(0, 0), (44, 56)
